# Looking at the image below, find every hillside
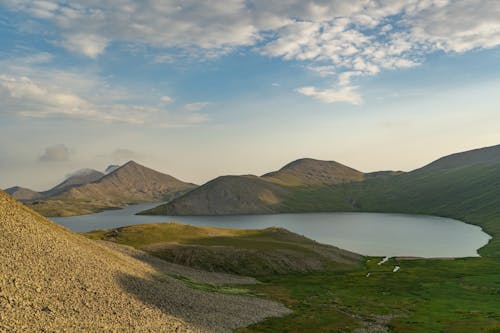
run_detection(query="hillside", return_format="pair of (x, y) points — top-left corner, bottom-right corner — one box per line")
(5, 168), (104, 201)
(0, 190), (289, 331)
(4, 186), (42, 201)
(85, 222), (362, 276)
(44, 168), (105, 196)
(143, 159), (364, 215)
(28, 161), (197, 217)
(143, 145), (500, 255)
(263, 158), (364, 186)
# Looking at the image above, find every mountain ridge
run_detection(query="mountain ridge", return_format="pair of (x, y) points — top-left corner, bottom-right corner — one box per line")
(142, 144), (500, 221)
(27, 160), (197, 217)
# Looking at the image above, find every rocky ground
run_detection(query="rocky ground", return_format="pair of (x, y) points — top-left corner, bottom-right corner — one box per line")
(0, 190), (290, 332)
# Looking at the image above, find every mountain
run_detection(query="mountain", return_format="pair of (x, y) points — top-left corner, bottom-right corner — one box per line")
(4, 186), (42, 201)
(146, 175), (291, 215)
(54, 161), (195, 202)
(28, 161), (197, 216)
(263, 158), (364, 186)
(4, 168), (104, 202)
(414, 143), (500, 172)
(141, 159), (365, 215)
(142, 145), (500, 236)
(44, 168), (105, 196)
(105, 164), (120, 174)
(0, 190), (288, 331)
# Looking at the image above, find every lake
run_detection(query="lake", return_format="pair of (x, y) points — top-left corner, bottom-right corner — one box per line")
(51, 202), (491, 258)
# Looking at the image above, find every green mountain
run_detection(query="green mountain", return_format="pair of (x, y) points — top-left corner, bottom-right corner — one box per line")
(142, 144), (500, 256)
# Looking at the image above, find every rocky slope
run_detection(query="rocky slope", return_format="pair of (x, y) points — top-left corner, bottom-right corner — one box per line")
(0, 190), (289, 332)
(44, 168), (105, 196)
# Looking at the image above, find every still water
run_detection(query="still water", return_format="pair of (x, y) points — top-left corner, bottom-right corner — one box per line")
(52, 202), (491, 258)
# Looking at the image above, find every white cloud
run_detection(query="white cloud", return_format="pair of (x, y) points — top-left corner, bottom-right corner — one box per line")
(160, 95), (173, 104)
(183, 102), (209, 111)
(0, 65), (208, 127)
(59, 34), (109, 58)
(296, 85), (362, 105)
(4, 0), (500, 104)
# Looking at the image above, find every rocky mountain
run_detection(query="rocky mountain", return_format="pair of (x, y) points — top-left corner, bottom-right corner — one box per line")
(28, 161), (197, 216)
(105, 164), (120, 174)
(0, 190), (288, 331)
(141, 159), (365, 215)
(4, 186), (42, 201)
(4, 168), (104, 202)
(53, 161), (195, 202)
(44, 168), (105, 197)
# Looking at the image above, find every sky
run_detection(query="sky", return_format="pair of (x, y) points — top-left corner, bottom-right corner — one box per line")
(1, 0), (500, 190)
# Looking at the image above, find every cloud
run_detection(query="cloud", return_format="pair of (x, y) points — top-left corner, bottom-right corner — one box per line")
(4, 1), (500, 104)
(297, 86), (362, 105)
(160, 95), (173, 104)
(59, 34), (109, 58)
(183, 102), (209, 111)
(39, 144), (70, 162)
(0, 60), (209, 127)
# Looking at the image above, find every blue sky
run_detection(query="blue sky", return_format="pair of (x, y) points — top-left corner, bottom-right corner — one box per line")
(1, 1), (500, 190)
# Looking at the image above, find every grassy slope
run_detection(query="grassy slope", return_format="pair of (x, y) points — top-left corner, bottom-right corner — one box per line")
(90, 147), (500, 331)
(280, 163), (500, 256)
(85, 223), (361, 276)
(240, 159), (500, 332)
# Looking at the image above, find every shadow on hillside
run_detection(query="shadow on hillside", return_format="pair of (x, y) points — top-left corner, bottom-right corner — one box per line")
(115, 272), (210, 332)
(115, 271), (289, 332)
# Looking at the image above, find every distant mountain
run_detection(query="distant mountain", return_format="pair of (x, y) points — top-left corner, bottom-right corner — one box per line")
(29, 161), (197, 216)
(148, 175), (290, 215)
(55, 161), (195, 202)
(105, 164), (120, 174)
(141, 159), (365, 215)
(4, 186), (42, 201)
(263, 158), (363, 186)
(142, 144), (500, 222)
(44, 168), (105, 197)
(414, 144), (500, 172)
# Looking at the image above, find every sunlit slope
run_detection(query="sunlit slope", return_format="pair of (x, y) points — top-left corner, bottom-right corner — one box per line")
(0, 190), (289, 332)
(85, 222), (362, 276)
(27, 161), (197, 216)
(143, 159), (364, 215)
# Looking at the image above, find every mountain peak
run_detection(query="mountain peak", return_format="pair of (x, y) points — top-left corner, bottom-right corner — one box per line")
(264, 158), (363, 186)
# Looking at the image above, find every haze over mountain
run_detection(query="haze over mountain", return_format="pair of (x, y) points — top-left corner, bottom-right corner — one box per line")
(44, 168), (105, 196)
(5, 168), (104, 201)
(4, 186), (43, 201)
(28, 161), (197, 217)
(0, 190), (288, 331)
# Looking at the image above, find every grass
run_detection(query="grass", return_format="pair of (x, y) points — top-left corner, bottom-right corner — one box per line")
(171, 275), (252, 295)
(84, 159), (500, 331)
(84, 223), (361, 276)
(238, 257), (500, 333)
